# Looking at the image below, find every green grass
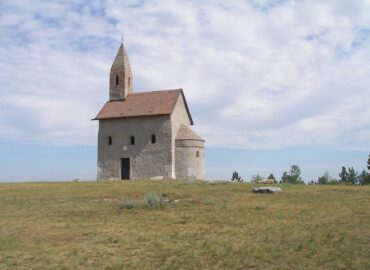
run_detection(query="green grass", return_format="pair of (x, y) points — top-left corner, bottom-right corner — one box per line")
(0, 180), (369, 269)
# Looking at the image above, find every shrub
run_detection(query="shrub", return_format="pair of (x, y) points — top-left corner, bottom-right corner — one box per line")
(117, 200), (139, 210)
(144, 193), (166, 209)
(205, 198), (214, 205)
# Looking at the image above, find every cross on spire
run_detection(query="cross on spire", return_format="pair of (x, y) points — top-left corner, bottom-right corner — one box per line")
(121, 34), (124, 44)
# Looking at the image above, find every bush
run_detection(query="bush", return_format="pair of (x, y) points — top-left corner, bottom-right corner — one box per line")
(144, 193), (166, 209)
(117, 200), (139, 210)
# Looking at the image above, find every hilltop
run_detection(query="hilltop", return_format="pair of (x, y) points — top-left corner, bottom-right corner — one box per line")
(0, 180), (369, 269)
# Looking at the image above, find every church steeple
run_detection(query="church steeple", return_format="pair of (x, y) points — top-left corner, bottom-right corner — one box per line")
(109, 42), (133, 101)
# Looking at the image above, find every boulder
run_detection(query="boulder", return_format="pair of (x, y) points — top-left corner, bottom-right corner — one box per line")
(252, 187), (281, 193)
(257, 179), (275, 184)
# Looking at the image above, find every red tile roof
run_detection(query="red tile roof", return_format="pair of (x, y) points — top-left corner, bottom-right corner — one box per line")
(93, 89), (193, 124)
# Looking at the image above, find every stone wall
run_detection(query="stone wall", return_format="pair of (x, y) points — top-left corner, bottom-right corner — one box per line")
(109, 46), (133, 100)
(97, 115), (172, 180)
(170, 95), (192, 177)
(175, 139), (205, 179)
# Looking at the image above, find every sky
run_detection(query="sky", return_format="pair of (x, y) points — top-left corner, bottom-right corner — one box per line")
(0, 0), (369, 182)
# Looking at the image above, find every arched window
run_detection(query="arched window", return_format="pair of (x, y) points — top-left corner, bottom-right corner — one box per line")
(116, 75), (119, 85)
(130, 136), (135, 145)
(108, 136), (112, 145)
(196, 151), (199, 157)
(128, 77), (131, 88)
(151, 134), (156, 144)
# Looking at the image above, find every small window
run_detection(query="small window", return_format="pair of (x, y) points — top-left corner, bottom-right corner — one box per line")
(128, 77), (131, 88)
(116, 75), (119, 85)
(151, 134), (156, 144)
(196, 151), (199, 157)
(130, 136), (135, 145)
(108, 136), (112, 145)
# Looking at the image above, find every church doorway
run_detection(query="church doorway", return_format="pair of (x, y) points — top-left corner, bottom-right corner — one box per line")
(121, 158), (130, 180)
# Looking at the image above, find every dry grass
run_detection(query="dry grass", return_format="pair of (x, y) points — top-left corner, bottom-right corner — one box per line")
(0, 180), (369, 269)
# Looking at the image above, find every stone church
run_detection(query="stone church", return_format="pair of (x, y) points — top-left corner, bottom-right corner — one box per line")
(93, 42), (205, 180)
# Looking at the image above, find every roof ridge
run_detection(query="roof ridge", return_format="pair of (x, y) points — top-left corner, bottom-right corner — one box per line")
(129, 89), (182, 95)
(94, 88), (195, 122)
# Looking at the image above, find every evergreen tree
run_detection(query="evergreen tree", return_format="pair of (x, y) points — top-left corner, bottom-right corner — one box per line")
(364, 174), (370, 185)
(347, 167), (358, 185)
(280, 165), (304, 184)
(290, 165), (303, 184)
(267, 174), (277, 183)
(231, 171), (242, 182)
(317, 171), (331, 185)
(358, 170), (369, 185)
(339, 166), (348, 183)
(281, 171), (289, 183)
(317, 176), (327, 184)
(362, 154), (370, 185)
(251, 174), (263, 183)
(317, 171), (339, 185)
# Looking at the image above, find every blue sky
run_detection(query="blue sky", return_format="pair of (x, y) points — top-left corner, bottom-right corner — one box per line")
(0, 0), (369, 182)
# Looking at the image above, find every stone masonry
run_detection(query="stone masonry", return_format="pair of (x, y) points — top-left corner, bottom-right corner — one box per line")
(94, 42), (205, 180)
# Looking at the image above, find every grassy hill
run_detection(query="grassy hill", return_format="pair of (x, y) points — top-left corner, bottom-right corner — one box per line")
(0, 180), (369, 269)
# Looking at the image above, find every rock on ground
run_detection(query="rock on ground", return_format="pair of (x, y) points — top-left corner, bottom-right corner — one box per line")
(252, 187), (281, 193)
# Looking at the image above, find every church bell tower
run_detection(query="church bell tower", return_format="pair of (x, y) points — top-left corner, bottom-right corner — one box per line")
(109, 42), (133, 101)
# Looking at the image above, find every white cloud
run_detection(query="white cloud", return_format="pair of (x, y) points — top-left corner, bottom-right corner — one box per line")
(0, 0), (369, 150)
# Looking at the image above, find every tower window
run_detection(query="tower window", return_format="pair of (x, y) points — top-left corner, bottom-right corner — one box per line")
(130, 136), (135, 145)
(128, 77), (131, 88)
(151, 134), (156, 144)
(116, 75), (119, 85)
(108, 136), (112, 145)
(196, 151), (199, 157)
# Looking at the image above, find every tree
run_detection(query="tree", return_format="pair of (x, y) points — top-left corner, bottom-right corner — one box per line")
(290, 165), (303, 184)
(347, 167), (358, 185)
(364, 174), (370, 185)
(251, 174), (263, 183)
(290, 165), (301, 178)
(280, 171), (289, 184)
(317, 172), (340, 184)
(360, 154), (370, 185)
(317, 172), (329, 184)
(280, 165), (304, 184)
(267, 174), (277, 183)
(358, 170), (369, 185)
(339, 166), (349, 183)
(231, 171), (243, 182)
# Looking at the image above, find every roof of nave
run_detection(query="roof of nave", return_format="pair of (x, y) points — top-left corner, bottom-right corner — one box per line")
(93, 89), (193, 124)
(175, 124), (204, 141)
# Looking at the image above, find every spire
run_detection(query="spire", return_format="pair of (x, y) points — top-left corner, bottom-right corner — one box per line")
(109, 42), (133, 101)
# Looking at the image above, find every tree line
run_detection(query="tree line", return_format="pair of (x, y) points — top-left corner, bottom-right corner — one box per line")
(231, 154), (370, 185)
(310, 154), (370, 185)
